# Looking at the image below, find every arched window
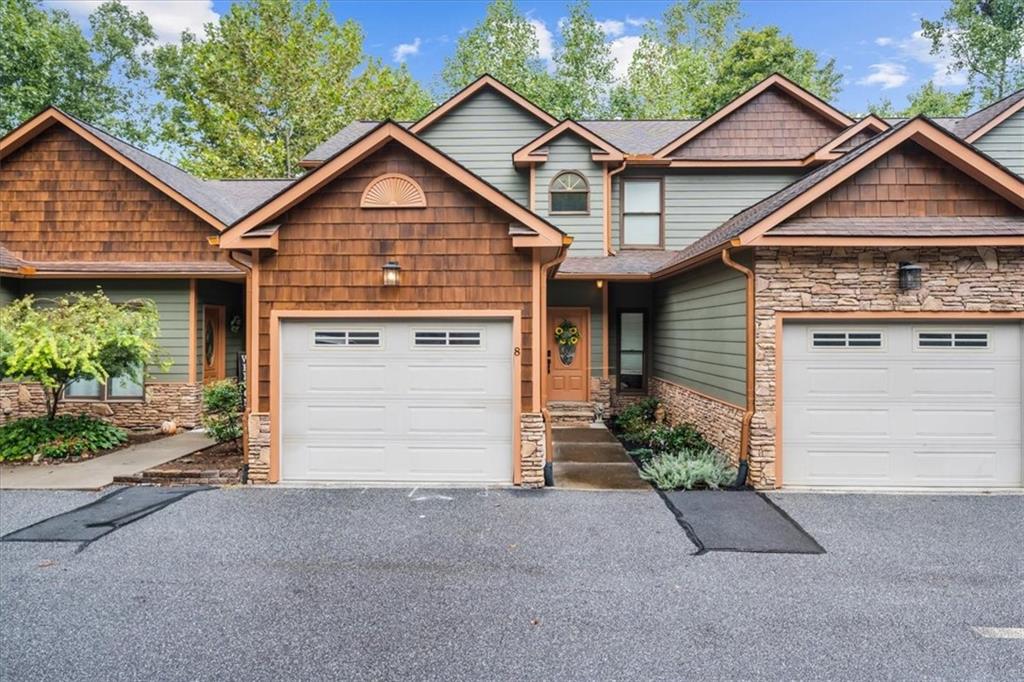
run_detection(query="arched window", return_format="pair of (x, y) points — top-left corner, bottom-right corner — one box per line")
(360, 173), (427, 208)
(549, 171), (589, 215)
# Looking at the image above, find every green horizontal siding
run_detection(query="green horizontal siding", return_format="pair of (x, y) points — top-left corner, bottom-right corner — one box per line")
(534, 134), (605, 256)
(974, 108), (1024, 174)
(419, 89), (548, 205)
(549, 280), (603, 377)
(14, 279), (191, 381)
(652, 260), (747, 405)
(611, 170), (802, 250)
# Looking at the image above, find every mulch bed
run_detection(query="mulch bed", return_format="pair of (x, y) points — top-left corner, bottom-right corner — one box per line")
(115, 440), (243, 486)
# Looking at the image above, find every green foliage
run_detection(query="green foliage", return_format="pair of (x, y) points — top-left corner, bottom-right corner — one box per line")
(0, 0), (157, 141)
(548, 0), (616, 119)
(153, 0), (433, 178)
(629, 447), (656, 465)
(0, 290), (165, 419)
(921, 0), (1024, 105)
(644, 423), (712, 454)
(201, 379), (244, 443)
(0, 415), (127, 461)
(610, 0), (840, 119)
(613, 397), (661, 438)
(868, 81), (974, 118)
(639, 447), (736, 490)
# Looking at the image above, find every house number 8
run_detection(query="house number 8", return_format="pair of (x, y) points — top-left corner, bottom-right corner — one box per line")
(513, 347), (521, 356)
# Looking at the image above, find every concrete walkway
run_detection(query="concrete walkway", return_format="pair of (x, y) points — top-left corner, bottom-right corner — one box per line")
(552, 426), (649, 490)
(0, 430), (215, 490)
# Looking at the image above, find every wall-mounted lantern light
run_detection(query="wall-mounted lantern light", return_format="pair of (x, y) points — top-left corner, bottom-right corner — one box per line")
(382, 260), (401, 287)
(898, 262), (922, 291)
(596, 279), (604, 289)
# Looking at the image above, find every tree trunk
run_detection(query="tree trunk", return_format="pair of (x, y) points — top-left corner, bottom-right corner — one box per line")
(45, 384), (66, 420)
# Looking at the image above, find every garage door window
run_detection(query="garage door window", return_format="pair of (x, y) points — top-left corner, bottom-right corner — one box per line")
(917, 331), (989, 349)
(414, 330), (482, 347)
(313, 330), (381, 346)
(811, 331), (883, 349)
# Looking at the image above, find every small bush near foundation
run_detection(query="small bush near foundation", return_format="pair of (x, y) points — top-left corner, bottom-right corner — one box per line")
(643, 423), (711, 453)
(639, 447), (736, 491)
(0, 415), (128, 462)
(629, 447), (656, 465)
(614, 397), (661, 439)
(201, 379), (244, 444)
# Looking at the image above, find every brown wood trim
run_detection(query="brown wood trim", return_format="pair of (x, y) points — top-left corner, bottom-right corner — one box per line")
(772, 310), (1024, 489)
(964, 95), (1024, 143)
(201, 304), (227, 383)
(805, 114), (891, 162)
(4, 272), (245, 280)
(750, 235), (1024, 247)
(668, 159), (811, 168)
(188, 279), (197, 383)
(267, 308), (524, 485)
(601, 284), (609, 379)
(249, 251), (260, 415)
(652, 74), (855, 158)
(513, 120), (625, 166)
(720, 249), (754, 466)
(538, 246), (571, 409)
(545, 306), (591, 403)
(0, 108), (225, 231)
(409, 75), (558, 134)
(618, 176), (665, 250)
(359, 173), (427, 209)
(548, 170), (591, 216)
(555, 272), (653, 282)
(221, 122), (566, 248)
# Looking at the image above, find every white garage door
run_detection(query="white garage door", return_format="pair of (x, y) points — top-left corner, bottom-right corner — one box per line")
(280, 318), (513, 484)
(783, 322), (1022, 488)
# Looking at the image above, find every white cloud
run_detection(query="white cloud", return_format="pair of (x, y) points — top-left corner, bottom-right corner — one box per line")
(893, 30), (967, 86)
(625, 16), (648, 27)
(609, 35), (642, 81)
(858, 62), (910, 89)
(47, 0), (217, 44)
(874, 37), (893, 46)
(529, 18), (554, 67)
(597, 19), (625, 37)
(392, 37), (421, 63)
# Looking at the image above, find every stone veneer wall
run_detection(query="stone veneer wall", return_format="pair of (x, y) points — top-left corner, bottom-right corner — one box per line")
(0, 382), (202, 430)
(589, 377), (610, 417)
(649, 377), (745, 463)
(243, 411), (546, 488)
(751, 246), (1024, 488)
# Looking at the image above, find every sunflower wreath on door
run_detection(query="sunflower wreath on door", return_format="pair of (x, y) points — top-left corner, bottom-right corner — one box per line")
(554, 320), (580, 365)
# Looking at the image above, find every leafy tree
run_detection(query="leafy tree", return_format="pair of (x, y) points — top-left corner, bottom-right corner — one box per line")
(549, 0), (616, 119)
(440, 0), (554, 104)
(0, 291), (165, 420)
(153, 0), (433, 178)
(921, 0), (1024, 104)
(0, 0), (156, 142)
(868, 81), (974, 118)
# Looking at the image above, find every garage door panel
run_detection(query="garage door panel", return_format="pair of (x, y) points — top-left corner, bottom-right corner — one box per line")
(783, 322), (1022, 488)
(280, 318), (513, 484)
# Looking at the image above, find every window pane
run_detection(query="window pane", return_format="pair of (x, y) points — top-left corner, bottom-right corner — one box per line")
(620, 350), (644, 375)
(620, 312), (643, 351)
(66, 377), (102, 399)
(623, 214), (660, 245)
(623, 180), (660, 212)
(108, 369), (144, 399)
(551, 191), (587, 213)
(618, 311), (644, 390)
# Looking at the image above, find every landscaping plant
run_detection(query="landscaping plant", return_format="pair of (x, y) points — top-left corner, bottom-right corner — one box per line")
(639, 447), (737, 491)
(613, 397), (661, 443)
(0, 415), (127, 462)
(201, 379), (244, 445)
(0, 290), (165, 419)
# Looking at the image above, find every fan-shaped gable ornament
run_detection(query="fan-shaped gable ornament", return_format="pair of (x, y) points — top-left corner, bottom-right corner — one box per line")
(360, 173), (427, 208)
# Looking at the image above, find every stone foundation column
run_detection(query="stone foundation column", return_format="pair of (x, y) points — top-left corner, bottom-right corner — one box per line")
(519, 412), (546, 488)
(246, 412), (271, 483)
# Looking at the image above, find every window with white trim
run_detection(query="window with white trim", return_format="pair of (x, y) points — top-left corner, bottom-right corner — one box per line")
(917, 331), (989, 349)
(811, 331), (883, 348)
(414, 330), (482, 347)
(313, 330), (381, 346)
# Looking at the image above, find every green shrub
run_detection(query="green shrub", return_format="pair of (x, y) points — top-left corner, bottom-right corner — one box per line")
(639, 447), (737, 490)
(201, 379), (244, 443)
(644, 423), (711, 453)
(0, 415), (128, 462)
(613, 397), (660, 438)
(629, 447), (656, 465)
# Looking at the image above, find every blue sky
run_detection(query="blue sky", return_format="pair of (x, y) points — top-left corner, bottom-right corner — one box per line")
(54, 1), (966, 115)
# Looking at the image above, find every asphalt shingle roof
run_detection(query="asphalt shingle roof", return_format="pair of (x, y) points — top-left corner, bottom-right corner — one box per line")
(302, 121), (412, 164)
(953, 88), (1024, 139)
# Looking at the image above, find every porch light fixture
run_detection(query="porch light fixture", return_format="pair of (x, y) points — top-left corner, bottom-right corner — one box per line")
(897, 262), (922, 291)
(382, 260), (401, 287)
(596, 279), (604, 289)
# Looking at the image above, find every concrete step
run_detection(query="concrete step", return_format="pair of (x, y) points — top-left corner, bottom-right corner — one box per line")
(554, 442), (630, 464)
(552, 427), (619, 444)
(552, 462), (649, 490)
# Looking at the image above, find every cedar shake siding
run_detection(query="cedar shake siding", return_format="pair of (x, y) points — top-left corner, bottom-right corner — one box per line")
(790, 142), (1019, 220)
(668, 88), (844, 160)
(256, 142), (534, 412)
(0, 124), (225, 265)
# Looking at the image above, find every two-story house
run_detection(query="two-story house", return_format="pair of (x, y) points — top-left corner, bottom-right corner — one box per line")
(3, 73), (1023, 490)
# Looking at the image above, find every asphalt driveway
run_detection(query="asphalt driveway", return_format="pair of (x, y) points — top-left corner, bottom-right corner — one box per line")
(1, 487), (1021, 681)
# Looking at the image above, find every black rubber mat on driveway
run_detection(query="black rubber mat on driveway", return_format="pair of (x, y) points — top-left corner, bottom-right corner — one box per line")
(659, 490), (824, 555)
(1, 486), (210, 544)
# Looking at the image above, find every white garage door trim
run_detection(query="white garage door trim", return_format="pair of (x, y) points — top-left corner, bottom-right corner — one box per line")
(269, 310), (523, 485)
(777, 314), (1023, 490)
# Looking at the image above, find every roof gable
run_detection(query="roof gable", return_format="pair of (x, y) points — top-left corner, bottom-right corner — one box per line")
(513, 120), (624, 167)
(409, 75), (558, 134)
(653, 74), (854, 160)
(955, 88), (1024, 142)
(805, 115), (890, 162)
(221, 121), (566, 249)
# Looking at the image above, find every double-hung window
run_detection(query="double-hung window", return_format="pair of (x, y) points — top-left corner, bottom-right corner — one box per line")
(65, 365), (145, 401)
(621, 179), (663, 247)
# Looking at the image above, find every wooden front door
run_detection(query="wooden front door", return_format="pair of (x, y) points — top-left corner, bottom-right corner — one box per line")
(546, 307), (589, 401)
(202, 305), (226, 383)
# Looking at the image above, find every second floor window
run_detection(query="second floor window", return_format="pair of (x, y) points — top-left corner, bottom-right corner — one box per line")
(622, 178), (663, 247)
(549, 171), (589, 214)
